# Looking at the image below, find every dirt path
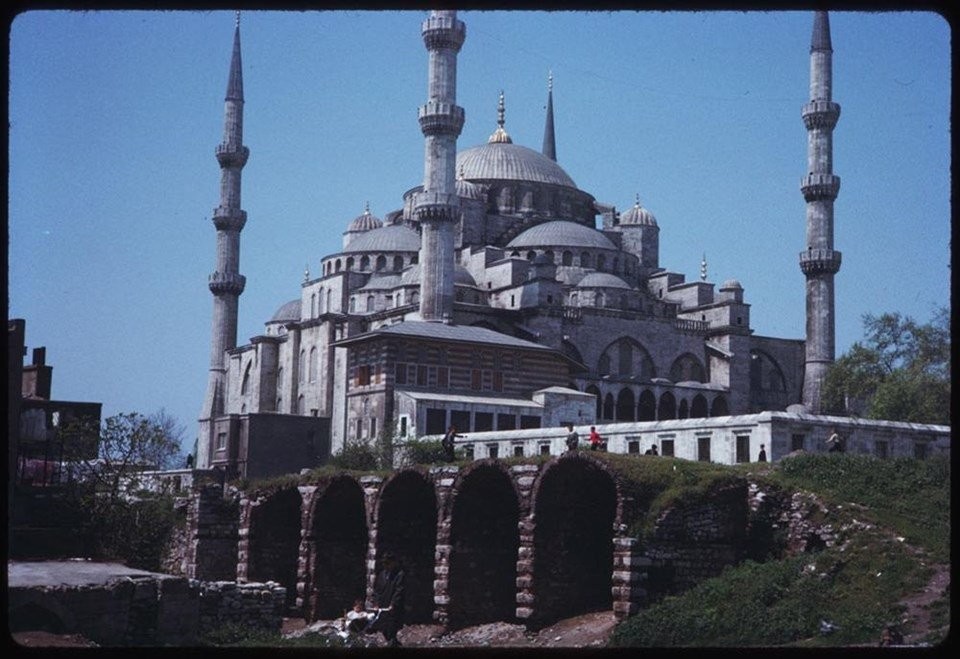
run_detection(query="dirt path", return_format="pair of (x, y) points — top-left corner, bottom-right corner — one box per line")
(899, 560), (950, 644)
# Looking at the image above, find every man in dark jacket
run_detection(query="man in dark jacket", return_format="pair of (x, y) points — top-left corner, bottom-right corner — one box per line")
(371, 552), (405, 646)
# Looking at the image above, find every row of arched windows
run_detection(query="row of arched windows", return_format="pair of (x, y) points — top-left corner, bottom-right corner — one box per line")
(508, 249), (635, 276)
(323, 253), (419, 277)
(583, 385), (728, 422)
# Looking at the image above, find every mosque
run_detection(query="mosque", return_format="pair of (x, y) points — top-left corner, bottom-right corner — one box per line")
(196, 11), (846, 477)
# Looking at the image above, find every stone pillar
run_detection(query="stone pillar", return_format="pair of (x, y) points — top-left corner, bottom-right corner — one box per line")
(184, 478), (239, 582)
(611, 536), (650, 619)
(235, 493), (254, 582)
(430, 464), (459, 625)
(360, 475), (384, 607)
(510, 463), (539, 623)
(295, 485), (317, 613)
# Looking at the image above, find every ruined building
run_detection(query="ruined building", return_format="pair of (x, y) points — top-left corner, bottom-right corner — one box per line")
(197, 12), (843, 476)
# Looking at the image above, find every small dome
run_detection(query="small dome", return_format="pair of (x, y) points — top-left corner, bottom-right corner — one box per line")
(456, 177), (484, 200)
(358, 274), (403, 291)
(620, 198), (657, 226)
(343, 224), (421, 253)
(720, 279), (743, 290)
(507, 220), (616, 250)
(400, 263), (477, 287)
(270, 299), (300, 323)
(347, 205), (383, 233)
(576, 272), (632, 289)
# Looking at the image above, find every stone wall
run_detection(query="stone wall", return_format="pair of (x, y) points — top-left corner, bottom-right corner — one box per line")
(197, 581), (286, 636)
(185, 481), (240, 581)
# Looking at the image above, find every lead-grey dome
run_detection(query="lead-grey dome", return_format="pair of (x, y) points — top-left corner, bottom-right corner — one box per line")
(358, 274), (403, 291)
(620, 202), (657, 227)
(576, 272), (632, 289)
(347, 208), (383, 232)
(270, 299), (300, 322)
(400, 263), (477, 287)
(343, 224), (421, 253)
(507, 220), (616, 250)
(456, 142), (577, 188)
(720, 279), (743, 290)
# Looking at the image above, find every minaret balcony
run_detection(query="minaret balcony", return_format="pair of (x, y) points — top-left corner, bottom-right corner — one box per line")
(800, 173), (840, 201)
(418, 103), (465, 136)
(215, 143), (250, 168)
(421, 15), (466, 51)
(212, 207), (247, 232)
(414, 191), (460, 222)
(801, 100), (841, 130)
(799, 248), (842, 275)
(208, 271), (247, 295)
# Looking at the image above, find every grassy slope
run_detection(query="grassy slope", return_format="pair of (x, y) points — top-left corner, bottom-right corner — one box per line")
(609, 454), (951, 647)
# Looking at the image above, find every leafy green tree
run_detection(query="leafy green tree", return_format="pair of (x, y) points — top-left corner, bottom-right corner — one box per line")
(823, 308), (950, 424)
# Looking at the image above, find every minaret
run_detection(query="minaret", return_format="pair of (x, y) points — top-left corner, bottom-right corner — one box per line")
(799, 11), (842, 413)
(542, 72), (556, 161)
(198, 13), (249, 467)
(415, 10), (465, 323)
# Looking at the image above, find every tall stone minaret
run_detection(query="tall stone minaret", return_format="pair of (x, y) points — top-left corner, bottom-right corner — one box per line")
(799, 11), (842, 413)
(542, 72), (556, 161)
(198, 14), (249, 467)
(415, 10), (465, 323)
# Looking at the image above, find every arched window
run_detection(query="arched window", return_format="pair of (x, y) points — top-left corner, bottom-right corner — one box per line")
(326, 289), (332, 313)
(580, 252), (591, 268)
(638, 390), (656, 421)
(411, 290), (419, 305)
(690, 394), (708, 418)
(616, 388), (635, 421)
(595, 292), (604, 308)
(678, 399), (689, 419)
(298, 394), (305, 415)
(375, 255), (387, 271)
(360, 255), (370, 271)
(526, 250), (536, 261)
(597, 254), (606, 271)
(298, 350), (306, 382)
(311, 293), (317, 318)
(657, 391), (676, 420)
(366, 295), (375, 312)
(562, 250), (573, 266)
(670, 353), (706, 383)
(570, 292), (579, 307)
(335, 259), (342, 272)
(349, 297), (356, 313)
(241, 362), (251, 395)
(544, 250), (555, 263)
(309, 347), (318, 382)
(598, 353), (611, 376)
(393, 255), (404, 271)
(710, 396), (729, 417)
(346, 257), (354, 270)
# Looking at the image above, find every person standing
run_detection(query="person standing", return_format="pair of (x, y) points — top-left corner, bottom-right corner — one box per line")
(565, 424), (579, 452)
(441, 425), (462, 463)
(826, 429), (844, 453)
(758, 444), (767, 462)
(588, 426), (603, 451)
(370, 552), (405, 647)
(644, 443), (659, 456)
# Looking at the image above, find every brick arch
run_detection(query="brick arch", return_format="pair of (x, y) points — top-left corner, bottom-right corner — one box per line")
(247, 487), (302, 610)
(305, 476), (368, 621)
(446, 461), (520, 629)
(529, 454), (619, 626)
(375, 469), (437, 623)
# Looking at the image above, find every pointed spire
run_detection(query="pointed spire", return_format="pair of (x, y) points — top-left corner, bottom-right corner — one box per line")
(225, 13), (244, 102)
(304, 264), (310, 282)
(634, 193), (641, 208)
(700, 253), (707, 281)
(811, 11), (832, 53)
(488, 90), (512, 144)
(364, 201), (370, 215)
(542, 71), (556, 161)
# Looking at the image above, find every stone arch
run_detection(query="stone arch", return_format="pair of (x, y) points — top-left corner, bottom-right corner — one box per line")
(8, 596), (75, 634)
(531, 455), (618, 625)
(561, 340), (584, 367)
(241, 362), (251, 395)
(677, 398), (689, 419)
(562, 250), (573, 266)
(603, 393), (615, 420)
(711, 395), (729, 417)
(375, 255), (387, 271)
(690, 394), (709, 418)
(346, 256), (354, 270)
(637, 389), (656, 421)
(616, 388), (635, 421)
(375, 470), (438, 624)
(446, 462), (520, 629)
(393, 255), (404, 271)
(658, 391), (676, 420)
(335, 258), (342, 272)
(307, 476), (368, 621)
(248, 488), (302, 610)
(750, 349), (787, 392)
(598, 338), (656, 380)
(360, 255), (370, 271)
(585, 384), (602, 420)
(669, 353), (706, 383)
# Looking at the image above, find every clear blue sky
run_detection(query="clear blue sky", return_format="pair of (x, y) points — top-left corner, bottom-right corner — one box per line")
(9, 10), (951, 451)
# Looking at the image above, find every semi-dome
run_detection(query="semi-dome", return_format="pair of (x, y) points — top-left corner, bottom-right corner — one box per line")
(507, 220), (616, 250)
(576, 272), (632, 289)
(456, 143), (577, 188)
(347, 206), (383, 232)
(455, 176), (484, 200)
(400, 263), (477, 287)
(720, 279), (743, 290)
(358, 274), (403, 291)
(620, 198), (658, 226)
(270, 299), (300, 323)
(343, 224), (421, 253)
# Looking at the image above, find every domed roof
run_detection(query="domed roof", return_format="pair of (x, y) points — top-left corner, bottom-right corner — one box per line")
(343, 224), (421, 253)
(399, 263), (478, 287)
(270, 299), (300, 323)
(456, 176), (484, 200)
(346, 204), (383, 232)
(576, 272), (632, 289)
(620, 197), (657, 226)
(720, 279), (743, 290)
(507, 220), (616, 250)
(456, 143), (577, 188)
(358, 274), (403, 291)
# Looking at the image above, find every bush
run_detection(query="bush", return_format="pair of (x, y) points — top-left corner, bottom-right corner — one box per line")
(74, 490), (179, 570)
(329, 439), (380, 471)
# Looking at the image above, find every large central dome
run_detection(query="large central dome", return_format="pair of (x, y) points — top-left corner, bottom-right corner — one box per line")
(456, 142), (577, 188)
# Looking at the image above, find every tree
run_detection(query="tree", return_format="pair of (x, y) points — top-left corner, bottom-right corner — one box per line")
(822, 308), (950, 424)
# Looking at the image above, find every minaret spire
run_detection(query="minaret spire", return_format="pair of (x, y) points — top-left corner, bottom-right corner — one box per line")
(198, 16), (250, 468)
(414, 10), (466, 323)
(542, 71), (556, 161)
(799, 10), (842, 413)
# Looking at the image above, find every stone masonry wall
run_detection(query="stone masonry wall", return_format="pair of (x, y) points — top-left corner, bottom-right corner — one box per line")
(196, 581), (286, 637)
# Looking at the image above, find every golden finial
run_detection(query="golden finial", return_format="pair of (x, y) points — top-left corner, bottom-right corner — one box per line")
(488, 90), (513, 144)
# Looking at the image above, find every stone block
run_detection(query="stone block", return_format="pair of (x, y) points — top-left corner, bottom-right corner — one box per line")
(515, 607), (533, 619)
